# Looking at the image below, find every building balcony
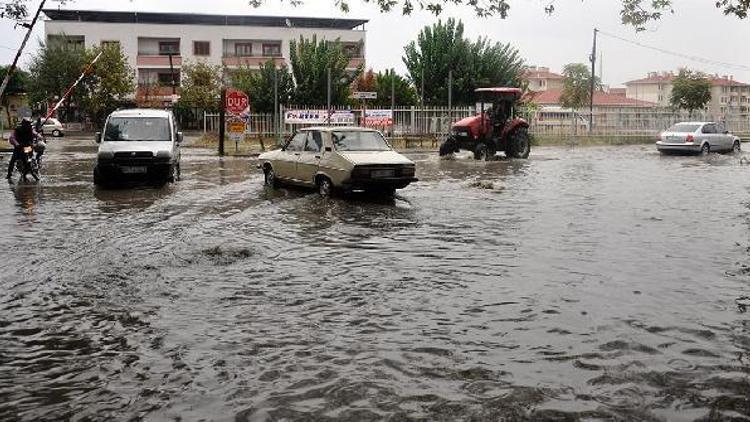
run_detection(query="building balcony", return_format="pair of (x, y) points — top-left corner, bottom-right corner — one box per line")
(347, 58), (365, 69)
(136, 85), (180, 99)
(222, 56), (286, 67)
(136, 55), (183, 67)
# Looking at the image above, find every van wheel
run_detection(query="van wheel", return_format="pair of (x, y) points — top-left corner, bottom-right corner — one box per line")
(733, 140), (741, 154)
(93, 166), (104, 186)
(317, 176), (333, 197)
(264, 166), (277, 188)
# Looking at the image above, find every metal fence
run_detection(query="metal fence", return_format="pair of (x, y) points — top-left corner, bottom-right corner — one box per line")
(204, 106), (476, 139)
(203, 106), (750, 139)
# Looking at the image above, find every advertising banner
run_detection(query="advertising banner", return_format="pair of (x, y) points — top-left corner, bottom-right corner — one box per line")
(284, 110), (355, 125)
(364, 109), (393, 127)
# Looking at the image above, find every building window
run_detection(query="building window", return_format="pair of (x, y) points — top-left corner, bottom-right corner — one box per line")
(658, 94), (664, 102)
(721, 96), (728, 104)
(262, 43), (281, 57)
(101, 40), (120, 49)
(235, 43), (253, 57)
(193, 41), (210, 56)
(341, 42), (362, 58)
(159, 41), (180, 55)
(158, 72), (180, 85)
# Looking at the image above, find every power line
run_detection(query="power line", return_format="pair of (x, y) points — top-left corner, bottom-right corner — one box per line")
(597, 29), (750, 73)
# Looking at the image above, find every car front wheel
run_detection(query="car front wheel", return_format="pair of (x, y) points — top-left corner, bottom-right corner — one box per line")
(733, 140), (741, 154)
(52, 129), (61, 137)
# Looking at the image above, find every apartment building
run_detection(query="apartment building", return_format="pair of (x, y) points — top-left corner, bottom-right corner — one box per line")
(624, 71), (750, 116)
(43, 9), (367, 103)
(524, 66), (564, 92)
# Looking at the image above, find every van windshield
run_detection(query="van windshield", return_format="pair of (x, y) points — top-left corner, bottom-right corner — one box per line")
(104, 117), (171, 142)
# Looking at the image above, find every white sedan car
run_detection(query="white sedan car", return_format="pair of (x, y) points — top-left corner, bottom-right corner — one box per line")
(41, 118), (65, 137)
(656, 122), (741, 155)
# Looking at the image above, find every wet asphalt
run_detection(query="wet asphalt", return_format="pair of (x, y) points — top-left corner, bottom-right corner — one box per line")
(1, 138), (750, 421)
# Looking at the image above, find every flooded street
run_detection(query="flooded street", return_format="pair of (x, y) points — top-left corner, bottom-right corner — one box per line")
(1, 138), (749, 421)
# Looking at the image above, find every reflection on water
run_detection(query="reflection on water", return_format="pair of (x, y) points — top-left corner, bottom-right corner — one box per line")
(1, 141), (749, 421)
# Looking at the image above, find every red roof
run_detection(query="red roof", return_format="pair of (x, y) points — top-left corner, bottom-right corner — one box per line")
(626, 73), (749, 87)
(529, 89), (655, 107)
(524, 68), (563, 80)
(475, 87), (523, 95)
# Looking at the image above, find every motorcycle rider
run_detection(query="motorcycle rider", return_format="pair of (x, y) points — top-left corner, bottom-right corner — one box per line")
(6, 118), (40, 181)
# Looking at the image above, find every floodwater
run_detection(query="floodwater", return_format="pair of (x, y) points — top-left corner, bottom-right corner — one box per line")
(1, 139), (749, 421)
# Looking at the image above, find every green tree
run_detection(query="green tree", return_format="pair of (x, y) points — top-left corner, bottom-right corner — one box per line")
(3, 1), (749, 30)
(559, 63), (600, 111)
(0, 66), (29, 125)
(289, 35), (361, 105)
(670, 68), (712, 116)
(374, 69), (418, 107)
(178, 61), (222, 111)
(79, 44), (135, 126)
(403, 18), (524, 106)
(28, 37), (88, 122)
(231, 60), (294, 113)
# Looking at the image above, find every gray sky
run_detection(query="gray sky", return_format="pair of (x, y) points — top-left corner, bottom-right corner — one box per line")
(2, 0), (749, 87)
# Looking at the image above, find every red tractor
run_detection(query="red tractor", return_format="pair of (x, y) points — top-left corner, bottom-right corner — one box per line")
(439, 87), (531, 160)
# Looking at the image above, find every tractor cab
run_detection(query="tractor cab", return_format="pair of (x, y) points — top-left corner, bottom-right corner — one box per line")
(440, 87), (530, 160)
(475, 88), (523, 138)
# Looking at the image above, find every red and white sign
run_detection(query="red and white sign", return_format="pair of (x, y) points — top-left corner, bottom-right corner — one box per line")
(364, 109), (393, 127)
(226, 90), (249, 115)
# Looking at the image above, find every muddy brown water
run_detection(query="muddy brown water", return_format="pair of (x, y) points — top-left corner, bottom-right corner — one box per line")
(1, 139), (749, 421)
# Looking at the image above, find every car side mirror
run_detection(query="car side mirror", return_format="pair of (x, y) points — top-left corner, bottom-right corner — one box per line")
(176, 131), (184, 143)
(95, 132), (101, 143)
(325, 146), (332, 152)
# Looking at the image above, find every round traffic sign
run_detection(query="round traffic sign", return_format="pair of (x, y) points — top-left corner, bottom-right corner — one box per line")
(226, 90), (249, 115)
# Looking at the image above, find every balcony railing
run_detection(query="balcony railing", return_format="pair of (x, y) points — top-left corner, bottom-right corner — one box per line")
(136, 85), (180, 98)
(136, 55), (183, 67)
(222, 56), (286, 67)
(347, 58), (365, 68)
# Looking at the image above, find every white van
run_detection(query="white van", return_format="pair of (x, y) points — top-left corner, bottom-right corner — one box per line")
(94, 109), (182, 185)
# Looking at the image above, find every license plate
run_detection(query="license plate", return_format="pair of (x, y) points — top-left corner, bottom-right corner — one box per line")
(371, 169), (395, 178)
(668, 136), (684, 142)
(121, 166), (147, 174)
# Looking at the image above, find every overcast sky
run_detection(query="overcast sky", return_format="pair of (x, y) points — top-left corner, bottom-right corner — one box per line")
(1, 0), (749, 87)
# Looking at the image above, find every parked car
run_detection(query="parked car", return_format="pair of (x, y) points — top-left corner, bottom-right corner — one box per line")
(656, 121), (741, 155)
(41, 118), (64, 137)
(258, 127), (418, 196)
(94, 109), (182, 186)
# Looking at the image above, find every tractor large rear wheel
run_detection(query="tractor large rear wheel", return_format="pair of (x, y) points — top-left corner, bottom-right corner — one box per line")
(506, 127), (531, 159)
(439, 137), (458, 156)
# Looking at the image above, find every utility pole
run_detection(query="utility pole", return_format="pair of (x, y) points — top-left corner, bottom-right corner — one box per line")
(273, 65), (279, 145)
(326, 67), (331, 125)
(391, 70), (396, 136)
(219, 88), (226, 156)
(167, 52), (177, 96)
(0, 0), (46, 104)
(448, 70), (453, 131)
(589, 28), (598, 133)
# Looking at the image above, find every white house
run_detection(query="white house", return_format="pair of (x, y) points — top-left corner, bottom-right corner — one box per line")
(43, 9), (367, 103)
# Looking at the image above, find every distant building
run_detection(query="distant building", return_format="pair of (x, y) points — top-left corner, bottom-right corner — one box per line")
(524, 66), (564, 92)
(608, 87), (627, 97)
(43, 9), (368, 105)
(624, 71), (750, 116)
(530, 89), (655, 110)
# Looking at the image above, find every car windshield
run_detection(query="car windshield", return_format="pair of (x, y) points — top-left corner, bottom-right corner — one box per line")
(104, 117), (171, 142)
(332, 131), (390, 151)
(667, 123), (701, 133)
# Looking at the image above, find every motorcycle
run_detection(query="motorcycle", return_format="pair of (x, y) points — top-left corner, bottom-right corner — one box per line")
(15, 144), (40, 181)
